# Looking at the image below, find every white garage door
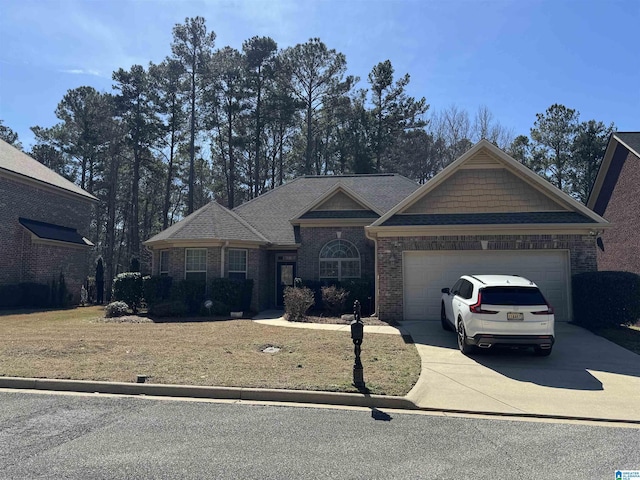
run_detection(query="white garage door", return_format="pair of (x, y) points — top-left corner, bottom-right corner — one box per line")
(403, 250), (571, 322)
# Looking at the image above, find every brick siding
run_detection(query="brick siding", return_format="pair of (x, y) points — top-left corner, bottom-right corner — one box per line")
(297, 226), (374, 282)
(597, 151), (640, 273)
(0, 175), (94, 302)
(377, 234), (597, 322)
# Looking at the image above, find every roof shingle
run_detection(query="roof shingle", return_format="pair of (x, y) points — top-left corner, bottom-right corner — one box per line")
(0, 139), (97, 201)
(233, 174), (419, 245)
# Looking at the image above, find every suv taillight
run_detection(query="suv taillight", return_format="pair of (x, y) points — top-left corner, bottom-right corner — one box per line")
(469, 291), (498, 314)
(532, 304), (554, 315)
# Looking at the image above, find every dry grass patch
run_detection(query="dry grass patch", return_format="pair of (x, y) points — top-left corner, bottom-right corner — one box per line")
(0, 306), (420, 396)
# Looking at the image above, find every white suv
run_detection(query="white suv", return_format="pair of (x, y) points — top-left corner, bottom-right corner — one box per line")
(440, 275), (555, 356)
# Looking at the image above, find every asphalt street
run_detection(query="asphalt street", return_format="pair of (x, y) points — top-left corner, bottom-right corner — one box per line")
(1, 390), (639, 479)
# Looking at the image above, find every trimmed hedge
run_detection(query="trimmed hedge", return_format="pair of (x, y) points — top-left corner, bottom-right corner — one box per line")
(0, 279), (70, 309)
(170, 279), (207, 315)
(572, 271), (640, 328)
(210, 278), (253, 312)
(143, 275), (173, 308)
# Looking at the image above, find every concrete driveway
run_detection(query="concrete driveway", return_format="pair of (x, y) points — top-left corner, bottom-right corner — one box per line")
(401, 321), (640, 422)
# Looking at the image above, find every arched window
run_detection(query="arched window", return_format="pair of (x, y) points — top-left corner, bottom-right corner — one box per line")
(319, 239), (361, 280)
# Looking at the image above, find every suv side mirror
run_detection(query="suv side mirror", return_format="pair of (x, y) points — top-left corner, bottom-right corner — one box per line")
(441, 287), (450, 294)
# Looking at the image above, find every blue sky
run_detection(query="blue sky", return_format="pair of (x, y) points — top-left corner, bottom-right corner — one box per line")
(1, 0), (638, 149)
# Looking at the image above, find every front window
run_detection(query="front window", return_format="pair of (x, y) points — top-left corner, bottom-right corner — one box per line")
(319, 239), (361, 281)
(159, 250), (169, 276)
(185, 248), (207, 282)
(228, 249), (247, 280)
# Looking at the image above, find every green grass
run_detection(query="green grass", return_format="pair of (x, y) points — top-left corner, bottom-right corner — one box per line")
(0, 306), (421, 396)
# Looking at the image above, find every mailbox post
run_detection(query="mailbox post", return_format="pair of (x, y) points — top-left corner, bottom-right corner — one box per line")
(350, 300), (365, 389)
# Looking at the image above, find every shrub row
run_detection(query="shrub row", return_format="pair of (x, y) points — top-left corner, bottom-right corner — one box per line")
(302, 278), (374, 316)
(111, 274), (254, 318)
(0, 275), (71, 309)
(572, 271), (640, 329)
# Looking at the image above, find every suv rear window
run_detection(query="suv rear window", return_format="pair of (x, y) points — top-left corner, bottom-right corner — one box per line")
(481, 287), (546, 306)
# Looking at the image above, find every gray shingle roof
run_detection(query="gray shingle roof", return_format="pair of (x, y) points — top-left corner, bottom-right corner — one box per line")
(615, 132), (640, 157)
(382, 211), (597, 226)
(0, 139), (97, 201)
(233, 174), (420, 245)
(146, 201), (269, 244)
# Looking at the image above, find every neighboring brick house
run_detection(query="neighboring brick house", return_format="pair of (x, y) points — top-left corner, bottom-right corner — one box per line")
(145, 140), (608, 322)
(0, 139), (97, 303)
(587, 132), (640, 274)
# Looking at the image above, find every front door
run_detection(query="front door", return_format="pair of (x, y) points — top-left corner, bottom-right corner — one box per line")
(276, 262), (296, 307)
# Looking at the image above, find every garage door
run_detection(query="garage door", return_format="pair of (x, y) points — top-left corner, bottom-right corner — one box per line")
(403, 250), (571, 322)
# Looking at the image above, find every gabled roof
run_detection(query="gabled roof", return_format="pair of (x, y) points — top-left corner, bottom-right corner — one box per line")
(587, 132), (640, 215)
(233, 174), (419, 245)
(290, 183), (385, 223)
(370, 139), (608, 230)
(145, 200), (269, 246)
(0, 139), (97, 201)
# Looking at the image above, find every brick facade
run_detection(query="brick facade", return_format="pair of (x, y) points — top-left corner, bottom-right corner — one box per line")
(152, 245), (271, 311)
(597, 151), (640, 273)
(376, 234), (597, 322)
(297, 226), (374, 282)
(0, 175), (94, 302)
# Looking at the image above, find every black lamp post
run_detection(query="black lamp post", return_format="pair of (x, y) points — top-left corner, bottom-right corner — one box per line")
(350, 300), (365, 389)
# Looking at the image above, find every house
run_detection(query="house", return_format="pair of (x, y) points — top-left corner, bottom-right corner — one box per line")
(587, 132), (640, 274)
(145, 140), (608, 322)
(0, 139), (97, 303)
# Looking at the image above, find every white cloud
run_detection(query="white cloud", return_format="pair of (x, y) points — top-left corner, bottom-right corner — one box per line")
(59, 68), (104, 77)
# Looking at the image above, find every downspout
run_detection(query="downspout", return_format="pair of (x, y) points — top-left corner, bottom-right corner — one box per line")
(220, 241), (229, 278)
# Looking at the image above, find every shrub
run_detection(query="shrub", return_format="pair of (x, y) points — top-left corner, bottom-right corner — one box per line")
(209, 278), (253, 312)
(19, 283), (50, 308)
(112, 272), (144, 313)
(321, 285), (349, 316)
(148, 300), (187, 318)
(105, 301), (130, 318)
(0, 284), (23, 308)
(284, 286), (315, 322)
(170, 279), (207, 314)
(303, 278), (375, 316)
(572, 271), (640, 328)
(143, 275), (173, 308)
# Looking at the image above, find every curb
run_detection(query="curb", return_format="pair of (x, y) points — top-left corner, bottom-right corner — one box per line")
(2, 376), (638, 425)
(0, 376), (417, 410)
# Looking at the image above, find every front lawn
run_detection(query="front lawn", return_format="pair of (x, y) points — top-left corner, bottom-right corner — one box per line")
(0, 306), (420, 396)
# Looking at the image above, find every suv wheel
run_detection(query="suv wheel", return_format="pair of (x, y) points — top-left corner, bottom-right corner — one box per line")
(456, 319), (474, 355)
(441, 303), (452, 331)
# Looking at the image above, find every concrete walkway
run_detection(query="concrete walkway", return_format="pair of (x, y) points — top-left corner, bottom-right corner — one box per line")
(252, 310), (402, 335)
